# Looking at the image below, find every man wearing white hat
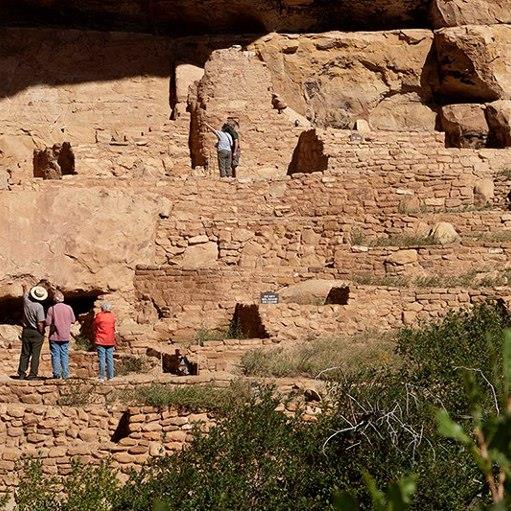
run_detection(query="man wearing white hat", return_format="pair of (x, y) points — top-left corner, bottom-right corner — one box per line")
(17, 285), (48, 380)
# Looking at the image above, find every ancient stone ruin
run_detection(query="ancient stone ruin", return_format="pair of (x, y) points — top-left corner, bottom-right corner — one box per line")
(0, 0), (511, 493)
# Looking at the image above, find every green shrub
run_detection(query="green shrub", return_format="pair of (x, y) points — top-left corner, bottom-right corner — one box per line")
(116, 357), (150, 377)
(115, 387), (330, 511)
(194, 328), (226, 345)
(396, 302), (510, 414)
(9, 303), (511, 511)
(14, 461), (121, 511)
(73, 335), (94, 352)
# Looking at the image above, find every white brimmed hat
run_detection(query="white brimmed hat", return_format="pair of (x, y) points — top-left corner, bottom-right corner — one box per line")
(30, 286), (48, 302)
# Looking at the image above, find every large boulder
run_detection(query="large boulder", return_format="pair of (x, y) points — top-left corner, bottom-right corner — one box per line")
(369, 93), (437, 132)
(385, 249), (418, 266)
(474, 178), (495, 206)
(440, 104), (489, 148)
(251, 30), (438, 131)
(435, 25), (511, 101)
(0, 325), (22, 346)
(0, 187), (161, 295)
(486, 100), (511, 147)
(429, 222), (460, 245)
(431, 0), (511, 28)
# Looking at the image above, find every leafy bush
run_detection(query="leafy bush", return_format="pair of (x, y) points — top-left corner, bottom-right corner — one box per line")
(116, 387), (330, 511)
(396, 302), (510, 415)
(73, 335), (94, 352)
(14, 461), (120, 511)
(8, 302), (511, 511)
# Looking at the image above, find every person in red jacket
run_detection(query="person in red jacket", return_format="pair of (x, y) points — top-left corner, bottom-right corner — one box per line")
(93, 302), (116, 381)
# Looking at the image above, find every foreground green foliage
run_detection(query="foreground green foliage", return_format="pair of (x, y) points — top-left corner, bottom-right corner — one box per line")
(435, 329), (511, 510)
(335, 473), (417, 511)
(14, 461), (120, 511)
(9, 303), (511, 511)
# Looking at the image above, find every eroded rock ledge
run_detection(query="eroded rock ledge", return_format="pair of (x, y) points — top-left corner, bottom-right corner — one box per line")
(0, 0), (431, 34)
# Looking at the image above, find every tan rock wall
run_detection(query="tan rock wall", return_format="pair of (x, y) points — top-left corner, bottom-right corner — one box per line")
(190, 47), (304, 177)
(431, 0), (511, 28)
(135, 265), (511, 340)
(0, 402), (216, 490)
(259, 286), (511, 338)
(250, 30), (437, 131)
(435, 25), (511, 101)
(0, 187), (161, 296)
(156, 210), (511, 268)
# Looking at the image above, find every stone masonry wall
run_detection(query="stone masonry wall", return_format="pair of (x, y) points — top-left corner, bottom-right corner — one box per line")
(156, 212), (511, 269)
(135, 266), (511, 340)
(0, 402), (216, 490)
(259, 287), (511, 340)
(0, 349), (156, 380)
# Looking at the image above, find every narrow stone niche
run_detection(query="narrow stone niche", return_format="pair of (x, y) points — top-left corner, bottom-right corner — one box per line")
(288, 129), (329, 175)
(111, 411), (131, 443)
(231, 304), (270, 339)
(33, 142), (75, 179)
(325, 286), (350, 305)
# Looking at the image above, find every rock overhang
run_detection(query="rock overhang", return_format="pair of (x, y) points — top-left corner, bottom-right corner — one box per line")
(1, 0), (431, 35)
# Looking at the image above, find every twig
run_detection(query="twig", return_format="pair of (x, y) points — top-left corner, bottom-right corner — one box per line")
(454, 366), (500, 415)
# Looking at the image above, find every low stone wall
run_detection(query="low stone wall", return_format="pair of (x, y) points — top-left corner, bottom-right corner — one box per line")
(156, 211), (511, 268)
(258, 286), (511, 339)
(0, 403), (217, 490)
(334, 242), (511, 278)
(188, 338), (272, 372)
(0, 348), (155, 380)
(0, 374), (231, 407)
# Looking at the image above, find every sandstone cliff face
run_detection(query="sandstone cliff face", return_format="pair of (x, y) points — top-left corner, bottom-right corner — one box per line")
(0, 187), (161, 296)
(431, 0), (511, 28)
(251, 30), (438, 131)
(435, 25), (511, 101)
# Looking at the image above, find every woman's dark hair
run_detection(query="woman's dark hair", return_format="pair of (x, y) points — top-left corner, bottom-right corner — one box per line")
(221, 123), (230, 132)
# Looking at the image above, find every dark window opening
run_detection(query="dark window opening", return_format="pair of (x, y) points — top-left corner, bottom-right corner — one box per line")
(33, 142), (75, 179)
(231, 304), (269, 339)
(288, 130), (329, 175)
(325, 286), (350, 305)
(162, 350), (198, 375)
(0, 295), (24, 325)
(63, 290), (103, 346)
(111, 411), (131, 443)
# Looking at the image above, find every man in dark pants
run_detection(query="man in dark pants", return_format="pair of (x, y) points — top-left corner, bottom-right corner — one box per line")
(18, 285), (47, 380)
